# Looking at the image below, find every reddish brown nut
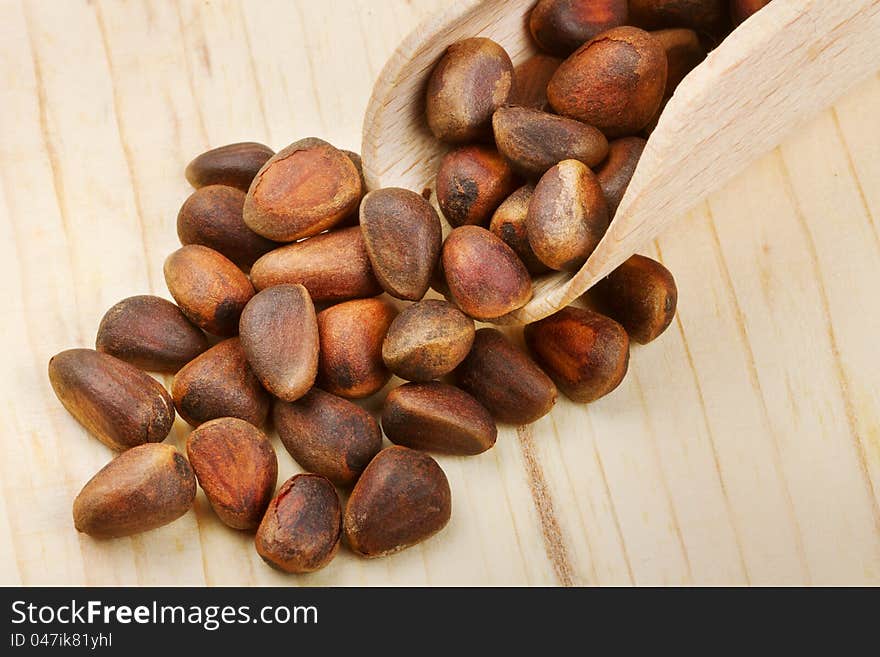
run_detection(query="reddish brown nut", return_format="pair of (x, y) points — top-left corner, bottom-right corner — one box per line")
(185, 142), (274, 192)
(344, 446), (451, 557)
(436, 145), (518, 228)
(171, 338), (270, 427)
(731, 0), (771, 26)
(177, 185), (277, 270)
(442, 226), (532, 320)
(73, 443), (196, 538)
(382, 300), (475, 382)
(239, 285), (318, 402)
(530, 0), (628, 56)
(489, 185), (548, 275)
(492, 106), (609, 179)
(425, 37), (514, 143)
(528, 160), (609, 271)
(589, 254), (677, 343)
(243, 138), (362, 242)
(48, 349), (175, 451)
(96, 295), (208, 373)
(628, 0), (728, 38)
(455, 328), (557, 424)
(273, 389), (383, 487)
(255, 474), (341, 574)
(510, 54), (562, 111)
(524, 306), (629, 403)
(186, 417), (277, 530)
(317, 298), (397, 399)
(164, 245), (254, 336)
(250, 227), (382, 302)
(548, 26), (667, 137)
(595, 137), (647, 216)
(360, 188), (442, 301)
(652, 28), (704, 97)
(382, 382), (497, 455)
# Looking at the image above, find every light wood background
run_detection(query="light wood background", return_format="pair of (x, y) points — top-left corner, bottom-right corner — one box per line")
(1, 0), (878, 586)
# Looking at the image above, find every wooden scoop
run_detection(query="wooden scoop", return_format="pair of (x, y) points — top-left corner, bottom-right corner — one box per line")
(362, 0), (880, 324)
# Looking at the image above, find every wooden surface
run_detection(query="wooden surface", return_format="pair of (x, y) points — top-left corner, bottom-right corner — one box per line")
(1, 0), (879, 586)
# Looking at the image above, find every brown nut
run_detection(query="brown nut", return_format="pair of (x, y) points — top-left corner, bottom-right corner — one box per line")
(382, 299), (475, 382)
(382, 382), (497, 455)
(628, 0), (728, 38)
(524, 306), (629, 403)
(185, 142), (274, 192)
(243, 138), (362, 242)
(492, 106), (608, 180)
(652, 28), (705, 97)
(425, 37), (514, 143)
(527, 160), (609, 271)
(255, 474), (342, 574)
(547, 26), (667, 137)
(455, 328), (557, 425)
(96, 295), (209, 373)
(510, 54), (562, 111)
(317, 298), (397, 399)
(171, 338), (270, 427)
(48, 349), (175, 452)
(489, 185), (549, 275)
(731, 0), (770, 26)
(250, 226), (382, 302)
(164, 245), (254, 336)
(360, 188), (442, 301)
(442, 225), (532, 320)
(436, 145), (518, 228)
(273, 389), (383, 487)
(186, 417), (277, 530)
(239, 284), (318, 402)
(530, 0), (629, 56)
(589, 254), (677, 343)
(177, 185), (278, 270)
(344, 446), (451, 557)
(73, 443), (196, 538)
(595, 137), (647, 217)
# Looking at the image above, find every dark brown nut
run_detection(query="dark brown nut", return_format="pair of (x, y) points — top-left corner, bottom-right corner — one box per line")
(95, 295), (209, 373)
(171, 338), (270, 427)
(48, 349), (175, 452)
(628, 0), (728, 38)
(425, 37), (514, 143)
(336, 151), (368, 228)
(510, 54), (562, 111)
(185, 142), (274, 192)
(255, 474), (341, 574)
(493, 106), (609, 179)
(731, 0), (771, 26)
(595, 137), (647, 216)
(164, 245), (255, 336)
(73, 443), (196, 538)
(547, 26), (667, 137)
(455, 328), (557, 425)
(589, 254), (677, 343)
(243, 138), (362, 242)
(436, 145), (518, 228)
(177, 185), (278, 270)
(429, 255), (453, 300)
(317, 298), (397, 399)
(527, 160), (609, 271)
(652, 28), (704, 97)
(530, 0), (628, 56)
(360, 188), (442, 301)
(250, 227), (382, 302)
(382, 300), (475, 382)
(239, 285), (318, 402)
(186, 417), (277, 530)
(273, 389), (383, 487)
(382, 382), (497, 455)
(524, 306), (629, 403)
(344, 446), (451, 557)
(442, 226), (532, 320)
(489, 185), (548, 275)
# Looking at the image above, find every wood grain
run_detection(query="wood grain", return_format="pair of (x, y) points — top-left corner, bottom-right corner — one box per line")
(1, 0), (878, 586)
